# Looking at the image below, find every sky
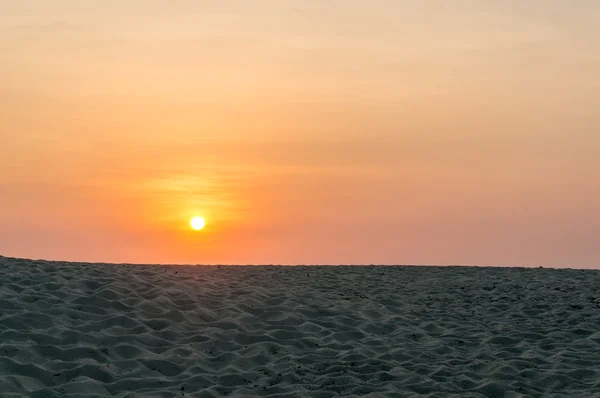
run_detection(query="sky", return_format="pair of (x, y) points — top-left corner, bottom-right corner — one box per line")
(1, 1), (599, 267)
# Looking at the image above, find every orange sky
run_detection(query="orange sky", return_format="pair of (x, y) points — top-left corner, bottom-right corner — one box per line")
(1, 1), (599, 266)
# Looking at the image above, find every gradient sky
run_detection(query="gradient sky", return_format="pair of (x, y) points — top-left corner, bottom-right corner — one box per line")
(1, 1), (599, 267)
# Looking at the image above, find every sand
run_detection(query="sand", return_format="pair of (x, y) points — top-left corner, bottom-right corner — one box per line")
(1, 256), (600, 397)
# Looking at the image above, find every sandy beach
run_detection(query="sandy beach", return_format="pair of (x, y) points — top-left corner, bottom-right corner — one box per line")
(1, 256), (600, 397)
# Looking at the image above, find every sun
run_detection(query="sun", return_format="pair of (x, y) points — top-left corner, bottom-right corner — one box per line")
(190, 216), (206, 231)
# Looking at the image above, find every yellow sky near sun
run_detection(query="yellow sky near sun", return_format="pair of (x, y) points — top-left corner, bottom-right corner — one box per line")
(1, 0), (599, 266)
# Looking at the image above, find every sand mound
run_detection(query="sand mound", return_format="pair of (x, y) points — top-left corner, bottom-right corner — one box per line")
(1, 256), (600, 397)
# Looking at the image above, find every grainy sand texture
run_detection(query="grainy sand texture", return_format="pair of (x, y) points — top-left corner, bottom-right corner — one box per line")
(1, 256), (600, 397)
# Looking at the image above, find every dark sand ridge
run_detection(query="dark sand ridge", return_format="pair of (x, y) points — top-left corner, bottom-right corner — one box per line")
(1, 256), (600, 397)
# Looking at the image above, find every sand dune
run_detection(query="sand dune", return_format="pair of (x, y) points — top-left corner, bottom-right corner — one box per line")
(1, 256), (600, 397)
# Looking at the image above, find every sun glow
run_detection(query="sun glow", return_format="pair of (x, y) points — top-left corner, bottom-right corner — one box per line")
(190, 216), (206, 231)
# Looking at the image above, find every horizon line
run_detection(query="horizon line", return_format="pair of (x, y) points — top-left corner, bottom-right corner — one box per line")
(1, 254), (590, 271)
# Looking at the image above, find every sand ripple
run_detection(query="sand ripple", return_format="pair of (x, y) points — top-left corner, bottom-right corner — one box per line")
(1, 256), (600, 397)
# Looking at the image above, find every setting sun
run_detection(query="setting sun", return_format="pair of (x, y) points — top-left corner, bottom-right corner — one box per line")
(190, 216), (206, 231)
